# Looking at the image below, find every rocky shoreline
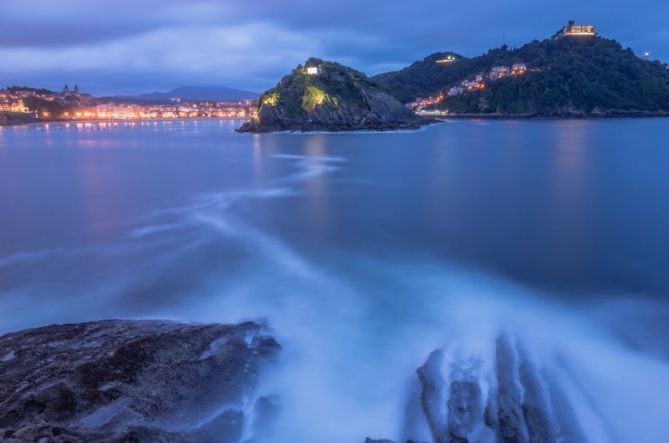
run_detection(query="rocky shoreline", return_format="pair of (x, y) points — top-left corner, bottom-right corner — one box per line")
(0, 320), (280, 442)
(1, 320), (600, 443)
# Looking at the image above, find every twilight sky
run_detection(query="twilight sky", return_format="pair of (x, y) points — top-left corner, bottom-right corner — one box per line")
(1, 0), (667, 95)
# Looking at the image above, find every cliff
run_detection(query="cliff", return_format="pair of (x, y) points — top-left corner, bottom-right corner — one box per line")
(238, 58), (426, 132)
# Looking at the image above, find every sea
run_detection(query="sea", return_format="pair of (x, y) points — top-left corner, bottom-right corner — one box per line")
(1, 118), (668, 442)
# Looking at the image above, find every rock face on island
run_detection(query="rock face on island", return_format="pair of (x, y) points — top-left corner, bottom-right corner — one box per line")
(0, 320), (280, 442)
(238, 58), (426, 132)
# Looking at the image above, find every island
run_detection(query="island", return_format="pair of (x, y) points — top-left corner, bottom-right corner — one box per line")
(237, 58), (427, 132)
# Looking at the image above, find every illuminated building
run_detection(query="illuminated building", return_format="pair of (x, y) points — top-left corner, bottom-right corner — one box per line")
(511, 63), (527, 75)
(306, 66), (321, 75)
(436, 55), (457, 64)
(489, 66), (510, 81)
(553, 20), (596, 38)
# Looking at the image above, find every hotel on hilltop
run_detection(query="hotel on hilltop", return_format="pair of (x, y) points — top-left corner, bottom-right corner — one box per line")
(553, 20), (597, 39)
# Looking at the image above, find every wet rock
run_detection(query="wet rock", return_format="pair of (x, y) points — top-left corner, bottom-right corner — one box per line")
(495, 336), (528, 443)
(0, 319), (280, 442)
(404, 335), (597, 443)
(416, 350), (448, 443)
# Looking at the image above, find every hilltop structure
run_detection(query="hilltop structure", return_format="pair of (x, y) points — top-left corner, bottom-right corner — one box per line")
(553, 20), (596, 38)
(305, 64), (321, 75)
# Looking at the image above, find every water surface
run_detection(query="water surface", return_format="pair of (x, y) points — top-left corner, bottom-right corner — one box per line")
(1, 119), (668, 441)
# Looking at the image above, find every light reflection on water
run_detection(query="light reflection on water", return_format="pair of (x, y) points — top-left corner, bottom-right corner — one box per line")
(1, 119), (669, 441)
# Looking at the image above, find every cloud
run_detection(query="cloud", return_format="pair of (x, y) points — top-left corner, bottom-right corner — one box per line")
(0, 0), (667, 93)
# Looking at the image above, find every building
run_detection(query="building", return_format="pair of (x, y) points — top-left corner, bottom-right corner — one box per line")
(447, 86), (464, 97)
(511, 63), (527, 75)
(3, 100), (30, 113)
(489, 66), (510, 81)
(436, 55), (457, 64)
(553, 20), (596, 39)
(462, 80), (485, 91)
(305, 65), (321, 75)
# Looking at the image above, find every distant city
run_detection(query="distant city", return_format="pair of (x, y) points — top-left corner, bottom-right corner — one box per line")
(0, 84), (257, 126)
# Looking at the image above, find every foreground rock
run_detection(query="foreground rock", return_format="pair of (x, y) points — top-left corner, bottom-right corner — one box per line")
(238, 57), (428, 132)
(368, 335), (598, 443)
(0, 320), (280, 442)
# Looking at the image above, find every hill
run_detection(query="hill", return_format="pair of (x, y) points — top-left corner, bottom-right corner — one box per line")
(126, 86), (258, 102)
(373, 37), (669, 116)
(238, 58), (425, 132)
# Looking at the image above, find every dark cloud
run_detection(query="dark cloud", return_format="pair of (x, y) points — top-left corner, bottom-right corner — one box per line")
(0, 0), (667, 94)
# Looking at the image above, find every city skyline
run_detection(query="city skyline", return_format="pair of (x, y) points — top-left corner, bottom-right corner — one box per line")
(1, 0), (668, 95)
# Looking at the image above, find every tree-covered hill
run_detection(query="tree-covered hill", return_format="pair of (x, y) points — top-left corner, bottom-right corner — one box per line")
(373, 37), (669, 116)
(239, 57), (424, 132)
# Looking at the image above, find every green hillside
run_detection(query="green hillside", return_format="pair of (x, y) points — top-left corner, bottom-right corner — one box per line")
(373, 37), (669, 116)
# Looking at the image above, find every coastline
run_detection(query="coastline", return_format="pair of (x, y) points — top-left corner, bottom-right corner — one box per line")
(0, 116), (248, 128)
(440, 110), (669, 120)
(4, 111), (668, 130)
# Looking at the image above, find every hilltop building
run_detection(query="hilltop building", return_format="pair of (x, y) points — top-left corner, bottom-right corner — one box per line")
(553, 20), (596, 39)
(436, 55), (457, 64)
(305, 65), (321, 75)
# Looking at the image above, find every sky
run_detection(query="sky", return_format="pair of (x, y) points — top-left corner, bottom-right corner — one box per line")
(1, 0), (668, 95)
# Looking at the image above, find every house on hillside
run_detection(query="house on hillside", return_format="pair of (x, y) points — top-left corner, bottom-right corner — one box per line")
(489, 66), (510, 81)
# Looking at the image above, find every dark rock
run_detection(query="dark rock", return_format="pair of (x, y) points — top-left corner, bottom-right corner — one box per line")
(447, 380), (483, 440)
(0, 319), (280, 442)
(404, 334), (600, 443)
(416, 350), (448, 443)
(495, 336), (529, 443)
